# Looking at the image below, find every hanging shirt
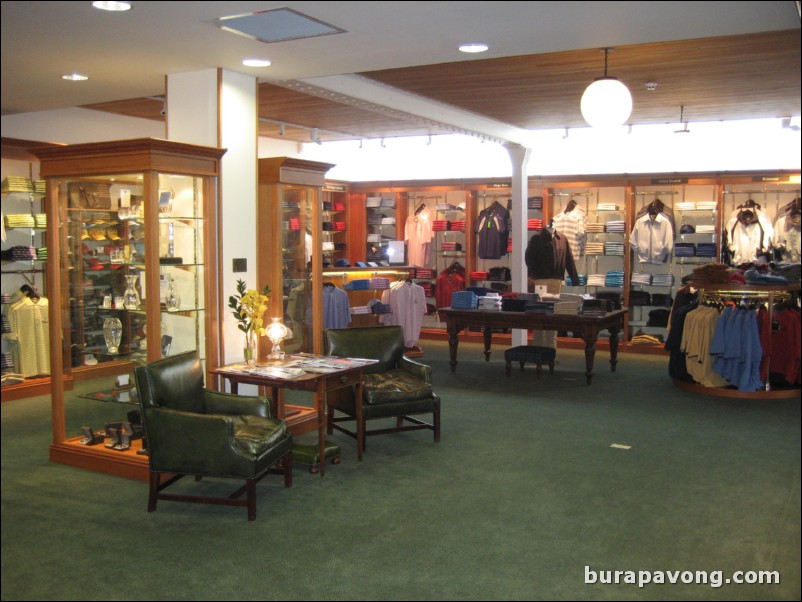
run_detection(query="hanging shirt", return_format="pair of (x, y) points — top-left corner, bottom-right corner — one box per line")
(6, 294), (50, 377)
(629, 212), (674, 264)
(475, 202), (510, 259)
(404, 207), (433, 267)
(322, 285), (350, 330)
(725, 208), (774, 265)
(551, 207), (586, 260)
(772, 213), (801, 262)
(380, 280), (426, 347)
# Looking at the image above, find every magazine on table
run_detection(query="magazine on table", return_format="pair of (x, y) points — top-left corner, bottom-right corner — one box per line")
(287, 353), (378, 373)
(241, 365), (307, 379)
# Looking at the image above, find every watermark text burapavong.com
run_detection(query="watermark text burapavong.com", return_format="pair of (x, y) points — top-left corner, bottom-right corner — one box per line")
(584, 566), (780, 589)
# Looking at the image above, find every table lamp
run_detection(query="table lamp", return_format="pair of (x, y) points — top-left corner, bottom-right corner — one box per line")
(265, 317), (289, 362)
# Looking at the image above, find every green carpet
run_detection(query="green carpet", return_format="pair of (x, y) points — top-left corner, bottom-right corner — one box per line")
(2, 340), (800, 601)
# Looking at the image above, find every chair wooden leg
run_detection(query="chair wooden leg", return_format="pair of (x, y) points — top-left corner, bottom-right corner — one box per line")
(148, 472), (160, 513)
(358, 418), (366, 460)
(246, 478), (256, 521)
(284, 450), (293, 488)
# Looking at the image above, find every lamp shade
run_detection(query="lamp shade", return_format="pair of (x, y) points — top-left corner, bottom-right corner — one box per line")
(581, 77), (632, 129)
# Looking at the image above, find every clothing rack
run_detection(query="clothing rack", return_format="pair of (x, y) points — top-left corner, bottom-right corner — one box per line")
(695, 284), (798, 393)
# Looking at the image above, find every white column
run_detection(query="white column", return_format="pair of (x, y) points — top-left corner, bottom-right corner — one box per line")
(505, 142), (531, 347)
(166, 69), (258, 368)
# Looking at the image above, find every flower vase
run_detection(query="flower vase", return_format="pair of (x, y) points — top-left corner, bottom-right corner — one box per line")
(243, 333), (256, 366)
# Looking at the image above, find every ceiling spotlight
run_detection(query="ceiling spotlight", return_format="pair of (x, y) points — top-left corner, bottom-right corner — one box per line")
(674, 105), (691, 134)
(278, 122), (285, 136)
(311, 129), (321, 145)
(580, 48), (632, 129)
(242, 58), (271, 68)
(62, 73), (89, 81)
(644, 82), (658, 91)
(92, 1), (132, 11)
(458, 43), (489, 54)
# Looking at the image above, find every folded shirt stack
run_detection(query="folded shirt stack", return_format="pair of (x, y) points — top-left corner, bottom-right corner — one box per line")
(695, 242), (717, 257)
(651, 273), (675, 287)
(478, 292), (502, 310)
(604, 270), (625, 287)
(1, 176), (34, 194)
(450, 290), (478, 309)
(344, 279), (371, 291)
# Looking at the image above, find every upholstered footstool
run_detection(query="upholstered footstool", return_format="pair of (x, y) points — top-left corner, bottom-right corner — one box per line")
(504, 345), (556, 379)
(292, 440), (341, 474)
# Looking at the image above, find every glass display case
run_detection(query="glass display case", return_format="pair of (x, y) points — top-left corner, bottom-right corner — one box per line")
(257, 157), (334, 357)
(34, 138), (225, 480)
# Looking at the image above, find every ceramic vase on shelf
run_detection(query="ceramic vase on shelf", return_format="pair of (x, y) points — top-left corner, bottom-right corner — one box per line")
(165, 276), (180, 311)
(103, 317), (123, 354)
(123, 274), (141, 310)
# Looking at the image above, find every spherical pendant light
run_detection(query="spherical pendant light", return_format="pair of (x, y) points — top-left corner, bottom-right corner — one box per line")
(581, 48), (632, 129)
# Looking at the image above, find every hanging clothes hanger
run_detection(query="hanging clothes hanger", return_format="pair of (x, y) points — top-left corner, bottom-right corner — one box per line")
(20, 284), (39, 300)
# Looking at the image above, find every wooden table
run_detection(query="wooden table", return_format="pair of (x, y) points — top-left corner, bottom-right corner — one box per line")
(438, 307), (629, 385)
(212, 360), (367, 475)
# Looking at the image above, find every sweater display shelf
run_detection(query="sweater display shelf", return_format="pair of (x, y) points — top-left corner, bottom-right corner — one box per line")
(1, 177), (51, 398)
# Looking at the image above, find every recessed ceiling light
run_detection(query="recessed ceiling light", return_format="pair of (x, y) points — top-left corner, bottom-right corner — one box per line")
(458, 43), (489, 54)
(242, 58), (272, 68)
(62, 73), (89, 81)
(92, 1), (132, 11)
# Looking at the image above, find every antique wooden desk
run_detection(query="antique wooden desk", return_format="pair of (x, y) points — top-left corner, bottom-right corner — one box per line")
(438, 307), (629, 385)
(212, 359), (368, 475)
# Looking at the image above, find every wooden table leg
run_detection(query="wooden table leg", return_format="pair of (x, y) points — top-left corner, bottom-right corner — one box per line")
(315, 380), (326, 477)
(447, 324), (459, 373)
(582, 336), (597, 385)
(608, 327), (620, 373)
(354, 378), (364, 462)
(483, 327), (492, 362)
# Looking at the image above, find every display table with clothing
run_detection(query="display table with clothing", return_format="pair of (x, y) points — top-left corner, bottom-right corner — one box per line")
(438, 307), (628, 385)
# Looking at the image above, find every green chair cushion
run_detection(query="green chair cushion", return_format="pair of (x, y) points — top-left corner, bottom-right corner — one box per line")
(363, 369), (433, 405)
(233, 415), (289, 456)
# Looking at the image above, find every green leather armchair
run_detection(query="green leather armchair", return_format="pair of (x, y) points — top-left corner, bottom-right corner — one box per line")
(133, 351), (292, 521)
(324, 326), (440, 458)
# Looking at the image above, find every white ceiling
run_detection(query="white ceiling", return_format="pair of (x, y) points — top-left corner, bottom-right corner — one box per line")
(2, 1), (800, 138)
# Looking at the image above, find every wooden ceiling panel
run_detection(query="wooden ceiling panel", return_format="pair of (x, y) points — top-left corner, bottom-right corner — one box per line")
(362, 30), (801, 129)
(257, 83), (437, 140)
(81, 30), (800, 141)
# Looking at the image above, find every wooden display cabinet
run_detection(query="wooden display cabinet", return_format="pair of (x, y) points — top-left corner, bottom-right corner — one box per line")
(34, 138), (225, 480)
(257, 157), (335, 358)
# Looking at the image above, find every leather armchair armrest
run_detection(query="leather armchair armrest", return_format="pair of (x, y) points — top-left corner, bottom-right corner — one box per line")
(399, 356), (432, 382)
(203, 390), (272, 418)
(145, 408), (241, 468)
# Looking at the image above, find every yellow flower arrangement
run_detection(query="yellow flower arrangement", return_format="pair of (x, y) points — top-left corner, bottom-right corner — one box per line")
(228, 279), (271, 362)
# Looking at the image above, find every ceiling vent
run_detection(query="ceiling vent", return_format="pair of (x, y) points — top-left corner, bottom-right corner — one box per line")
(214, 7), (346, 44)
